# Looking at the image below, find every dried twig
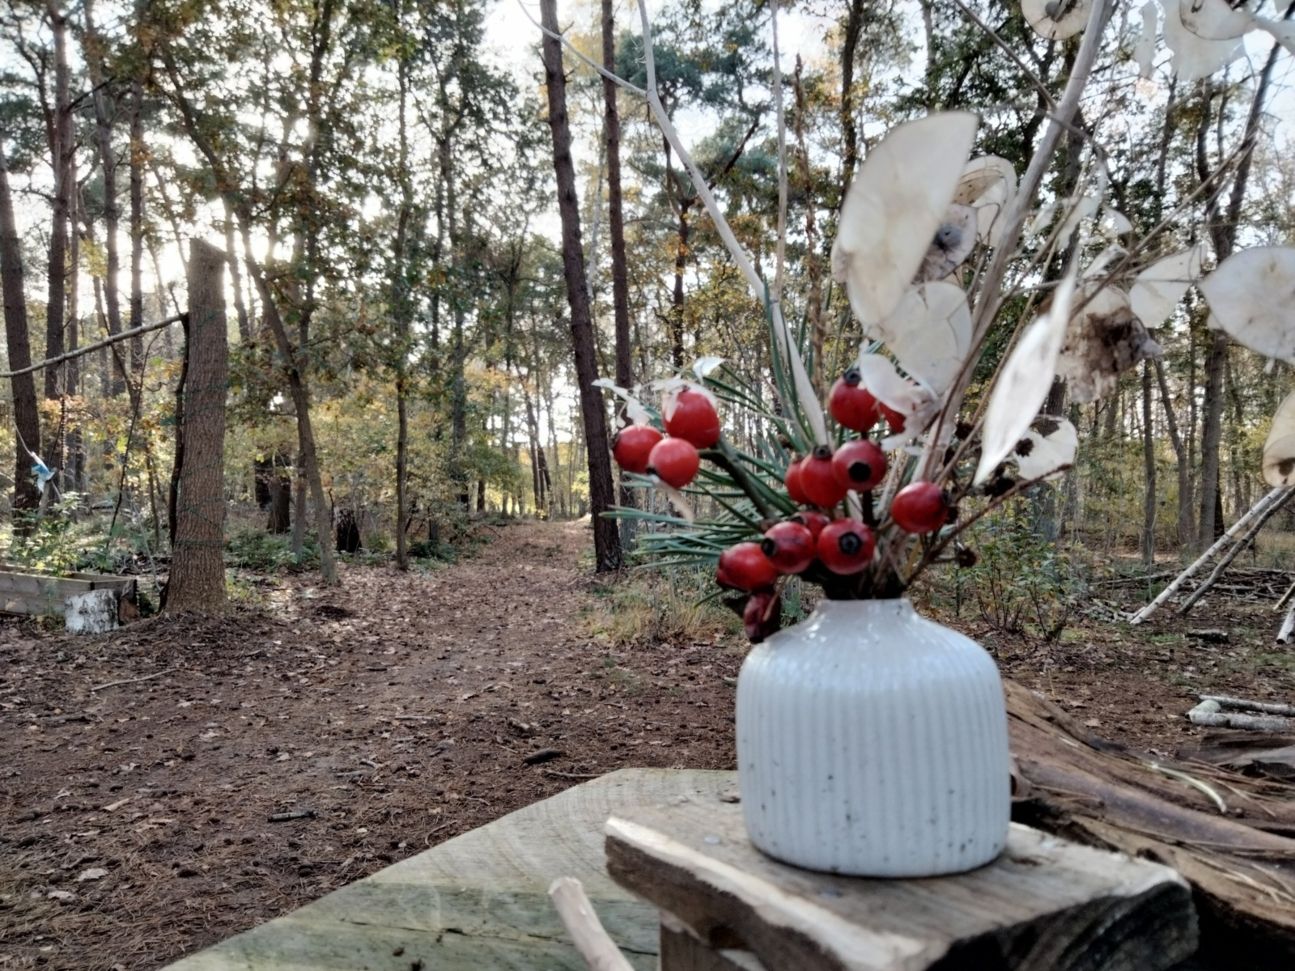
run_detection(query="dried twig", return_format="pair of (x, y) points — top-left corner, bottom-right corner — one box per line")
(90, 668), (175, 692)
(548, 877), (634, 971)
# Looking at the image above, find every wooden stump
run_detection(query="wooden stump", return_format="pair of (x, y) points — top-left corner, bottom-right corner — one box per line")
(606, 796), (1197, 971)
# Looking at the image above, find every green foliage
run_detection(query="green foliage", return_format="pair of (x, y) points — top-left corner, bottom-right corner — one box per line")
(957, 500), (1087, 641)
(6, 494), (87, 575)
(225, 529), (320, 573)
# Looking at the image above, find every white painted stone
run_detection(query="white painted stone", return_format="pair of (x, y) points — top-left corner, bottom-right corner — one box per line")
(64, 589), (119, 634)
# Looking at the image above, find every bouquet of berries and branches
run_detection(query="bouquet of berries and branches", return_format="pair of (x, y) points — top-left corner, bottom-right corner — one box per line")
(540, 0), (1295, 643)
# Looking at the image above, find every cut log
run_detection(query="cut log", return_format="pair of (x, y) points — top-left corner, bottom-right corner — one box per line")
(1005, 680), (1295, 969)
(1187, 699), (1294, 732)
(1278, 603), (1295, 644)
(606, 799), (1196, 971)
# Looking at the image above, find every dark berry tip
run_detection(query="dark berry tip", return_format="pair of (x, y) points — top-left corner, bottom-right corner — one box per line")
(848, 461), (872, 482)
(813, 445), (833, 460)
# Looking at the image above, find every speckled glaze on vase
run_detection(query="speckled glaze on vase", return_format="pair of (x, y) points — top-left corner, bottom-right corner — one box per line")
(736, 598), (1010, 877)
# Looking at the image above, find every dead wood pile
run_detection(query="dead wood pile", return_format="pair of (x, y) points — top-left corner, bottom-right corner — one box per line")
(1006, 680), (1295, 969)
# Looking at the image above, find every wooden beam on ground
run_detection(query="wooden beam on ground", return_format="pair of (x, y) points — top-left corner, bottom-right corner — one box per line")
(606, 799), (1195, 971)
(163, 769), (735, 970)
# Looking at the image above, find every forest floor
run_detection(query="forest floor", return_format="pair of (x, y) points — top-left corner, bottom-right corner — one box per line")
(3, 519), (1294, 970)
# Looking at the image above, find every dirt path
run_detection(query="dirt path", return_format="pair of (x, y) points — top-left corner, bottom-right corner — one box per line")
(0, 521), (742, 970)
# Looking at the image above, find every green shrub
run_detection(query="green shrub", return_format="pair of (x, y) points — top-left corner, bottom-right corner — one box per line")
(225, 529), (320, 572)
(956, 501), (1087, 641)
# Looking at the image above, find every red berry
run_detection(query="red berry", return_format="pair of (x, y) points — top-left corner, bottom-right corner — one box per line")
(784, 458), (810, 505)
(799, 447), (847, 507)
(816, 519), (875, 575)
(743, 590), (782, 644)
(891, 481), (948, 534)
(760, 521), (816, 575)
(789, 510), (829, 540)
(880, 403), (907, 434)
(828, 367), (879, 433)
(664, 387), (721, 449)
(612, 425), (662, 474)
(831, 439), (887, 492)
(648, 437), (700, 489)
(717, 542), (778, 592)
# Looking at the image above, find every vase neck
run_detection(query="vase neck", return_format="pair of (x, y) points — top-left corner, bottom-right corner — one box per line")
(812, 598), (914, 622)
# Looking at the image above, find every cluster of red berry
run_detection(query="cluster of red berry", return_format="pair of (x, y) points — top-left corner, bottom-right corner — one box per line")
(611, 387), (719, 487)
(610, 369), (953, 641)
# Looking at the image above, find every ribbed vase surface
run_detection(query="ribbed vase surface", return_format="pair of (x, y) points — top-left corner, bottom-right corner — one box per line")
(736, 598), (1010, 876)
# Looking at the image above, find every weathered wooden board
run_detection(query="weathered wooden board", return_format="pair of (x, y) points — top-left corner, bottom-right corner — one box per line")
(164, 768), (734, 971)
(606, 796), (1198, 971)
(0, 567), (136, 618)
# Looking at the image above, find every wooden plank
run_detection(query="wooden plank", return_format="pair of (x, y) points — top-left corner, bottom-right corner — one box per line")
(164, 768), (734, 971)
(606, 795), (1197, 971)
(0, 569), (135, 617)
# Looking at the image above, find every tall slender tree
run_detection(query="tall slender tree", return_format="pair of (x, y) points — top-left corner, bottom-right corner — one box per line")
(540, 0), (621, 571)
(0, 140), (41, 518)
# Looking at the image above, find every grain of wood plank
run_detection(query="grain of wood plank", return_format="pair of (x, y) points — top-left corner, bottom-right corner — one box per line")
(163, 768), (733, 971)
(605, 796), (1197, 971)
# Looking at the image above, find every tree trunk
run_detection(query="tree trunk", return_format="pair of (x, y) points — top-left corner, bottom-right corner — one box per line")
(602, 0), (637, 546)
(839, 0), (866, 196)
(1141, 361), (1156, 566)
(1197, 331), (1227, 548)
(669, 203), (690, 369)
(0, 143), (42, 519)
(44, 0), (73, 479)
(65, 172), (81, 491)
(223, 200), (250, 344)
(392, 31), (415, 570)
(602, 0), (632, 394)
(83, 0), (125, 395)
(166, 241), (228, 613)
(540, 0), (622, 570)
(1194, 21), (1289, 549)
(1153, 358), (1193, 550)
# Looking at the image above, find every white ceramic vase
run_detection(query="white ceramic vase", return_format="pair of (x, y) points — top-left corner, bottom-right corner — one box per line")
(736, 598), (1011, 877)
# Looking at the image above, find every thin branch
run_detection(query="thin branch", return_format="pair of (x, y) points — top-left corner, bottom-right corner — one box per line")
(0, 313), (185, 379)
(517, 0), (646, 97)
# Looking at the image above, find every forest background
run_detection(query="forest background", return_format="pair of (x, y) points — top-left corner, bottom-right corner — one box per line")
(1, 0), (1294, 611)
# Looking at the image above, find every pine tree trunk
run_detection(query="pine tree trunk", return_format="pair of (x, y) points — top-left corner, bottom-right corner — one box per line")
(166, 241), (228, 613)
(84, 0), (125, 395)
(602, 0), (637, 546)
(0, 144), (42, 519)
(1141, 362), (1156, 566)
(540, 0), (622, 570)
(44, 0), (72, 478)
(839, 0), (866, 195)
(1197, 331), (1227, 547)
